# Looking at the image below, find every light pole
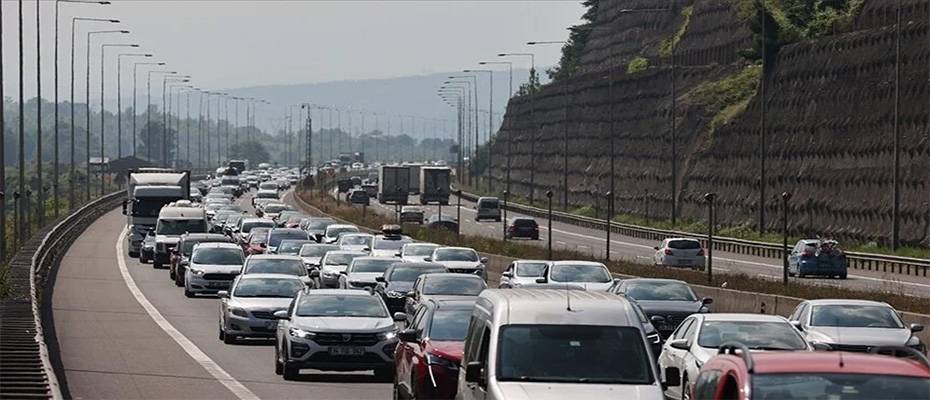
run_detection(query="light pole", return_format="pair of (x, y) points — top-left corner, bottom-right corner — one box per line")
(86, 30), (128, 201)
(70, 18), (117, 210)
(781, 192), (792, 286)
(465, 68), (494, 193)
(605, 191), (613, 262)
(499, 52), (536, 203)
(546, 190), (553, 260)
(439, 87), (465, 181)
(56, 1), (111, 217)
(117, 53), (151, 160)
(704, 192), (717, 284)
(147, 70), (176, 160)
(132, 61), (164, 157)
(450, 75), (478, 187)
(163, 75), (191, 166)
(101, 43), (139, 195)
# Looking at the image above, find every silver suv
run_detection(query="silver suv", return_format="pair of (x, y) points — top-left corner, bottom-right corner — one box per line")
(273, 289), (404, 381)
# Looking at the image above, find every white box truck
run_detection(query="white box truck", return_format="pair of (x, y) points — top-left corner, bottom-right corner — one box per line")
(419, 166), (451, 205)
(123, 169), (191, 257)
(378, 165), (410, 205)
(404, 163), (423, 195)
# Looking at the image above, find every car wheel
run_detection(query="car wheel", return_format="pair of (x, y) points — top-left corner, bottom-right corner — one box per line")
(128, 250), (139, 258)
(282, 361), (301, 381)
(839, 273), (848, 279)
(153, 262), (163, 269)
(139, 253), (149, 263)
(374, 366), (393, 382)
(223, 332), (237, 345)
(184, 288), (195, 298)
(169, 268), (176, 281)
(219, 325), (226, 341)
(275, 342), (284, 375)
(681, 376), (691, 400)
(174, 272), (184, 287)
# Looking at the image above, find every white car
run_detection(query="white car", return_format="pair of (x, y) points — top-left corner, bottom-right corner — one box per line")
(217, 273), (304, 344)
(368, 236), (413, 258)
(426, 247), (487, 281)
(498, 259), (549, 288)
(323, 224), (361, 244)
(339, 257), (399, 289)
(317, 250), (368, 288)
(787, 299), (925, 353)
(658, 313), (812, 400)
(336, 233), (375, 253)
(654, 238), (705, 270)
(184, 242), (245, 298)
(535, 260), (615, 291)
(398, 243), (440, 263)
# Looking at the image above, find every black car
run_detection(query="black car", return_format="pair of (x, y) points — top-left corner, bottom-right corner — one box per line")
(171, 233), (235, 287)
(506, 218), (539, 240)
(303, 217), (337, 242)
(349, 189), (370, 206)
(425, 214), (458, 232)
(403, 273), (486, 316)
(374, 262), (449, 314)
(608, 278), (712, 339)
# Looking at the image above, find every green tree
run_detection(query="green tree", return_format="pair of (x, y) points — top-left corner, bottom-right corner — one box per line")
(546, 0), (599, 82)
(229, 140), (271, 165)
(135, 120), (176, 163)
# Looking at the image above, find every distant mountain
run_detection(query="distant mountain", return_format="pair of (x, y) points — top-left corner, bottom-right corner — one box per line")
(221, 69), (531, 140)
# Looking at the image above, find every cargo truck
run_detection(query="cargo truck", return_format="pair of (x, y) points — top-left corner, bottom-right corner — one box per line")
(123, 169), (191, 257)
(404, 163), (423, 195)
(419, 166), (451, 205)
(378, 165), (410, 205)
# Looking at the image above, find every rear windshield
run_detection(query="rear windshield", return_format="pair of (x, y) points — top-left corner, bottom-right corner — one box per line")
(478, 199), (499, 208)
(269, 231), (309, 247)
(513, 219), (537, 227)
(192, 248), (243, 265)
(668, 239), (701, 250)
(624, 282), (697, 302)
(429, 309), (472, 341)
(324, 253), (363, 266)
(300, 245), (340, 257)
(811, 305), (903, 329)
(404, 244), (439, 256)
(241, 221), (275, 233)
(244, 258), (305, 276)
(234, 278), (303, 298)
(550, 264), (611, 283)
(157, 219), (207, 235)
(307, 219), (336, 230)
(349, 259), (396, 273)
(423, 277), (487, 295)
(389, 267), (445, 282)
(516, 262), (547, 277)
(697, 321), (808, 350)
(373, 238), (412, 250)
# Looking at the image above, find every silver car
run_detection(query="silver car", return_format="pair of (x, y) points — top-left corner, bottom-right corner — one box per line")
(398, 243), (440, 263)
(339, 257), (399, 289)
(427, 247), (488, 281)
(787, 299), (925, 353)
(273, 289), (403, 381)
(318, 250), (368, 288)
(498, 259), (548, 288)
(536, 260), (616, 291)
(324, 224), (361, 244)
(337, 233), (375, 253)
(184, 242), (245, 298)
(298, 244), (340, 270)
(217, 273), (305, 344)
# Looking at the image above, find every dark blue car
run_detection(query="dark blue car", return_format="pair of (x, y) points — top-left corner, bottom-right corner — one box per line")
(788, 239), (848, 279)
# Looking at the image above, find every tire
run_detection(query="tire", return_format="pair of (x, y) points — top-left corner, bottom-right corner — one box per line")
(681, 377), (691, 400)
(154, 262), (163, 269)
(140, 253), (149, 264)
(839, 273), (848, 279)
(374, 366), (394, 382)
(174, 271), (184, 287)
(223, 332), (237, 345)
(275, 343), (284, 375)
(128, 250), (139, 258)
(184, 288), (195, 298)
(219, 326), (226, 341)
(283, 361), (301, 381)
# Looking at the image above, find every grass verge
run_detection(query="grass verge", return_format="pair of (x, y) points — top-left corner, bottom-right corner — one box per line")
(297, 189), (930, 315)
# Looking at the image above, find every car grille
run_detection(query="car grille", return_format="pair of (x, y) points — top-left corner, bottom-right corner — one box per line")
(251, 311), (276, 320)
(250, 325), (276, 333)
(312, 332), (380, 347)
(307, 352), (384, 364)
(830, 344), (872, 353)
(203, 273), (238, 281)
(448, 268), (476, 273)
(349, 281), (376, 288)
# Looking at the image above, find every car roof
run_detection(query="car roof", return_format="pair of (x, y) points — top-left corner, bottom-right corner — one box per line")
(325, 250), (368, 256)
(623, 278), (689, 285)
(352, 256), (397, 262)
(181, 233), (229, 240)
(392, 262), (446, 269)
(302, 288), (377, 297)
(699, 313), (790, 322)
(327, 224), (357, 229)
(434, 246), (475, 252)
(340, 232), (374, 237)
(666, 237), (700, 242)
(194, 242), (241, 250)
(479, 289), (639, 326)
(549, 260), (607, 267)
(247, 254), (302, 260)
(269, 228), (306, 234)
(514, 259), (548, 264)
(240, 218), (273, 224)
(429, 298), (478, 311)
(804, 299), (891, 307)
(744, 352), (930, 377)
(158, 207), (205, 218)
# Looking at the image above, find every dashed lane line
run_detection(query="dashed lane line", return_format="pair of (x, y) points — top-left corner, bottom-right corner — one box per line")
(115, 227), (261, 400)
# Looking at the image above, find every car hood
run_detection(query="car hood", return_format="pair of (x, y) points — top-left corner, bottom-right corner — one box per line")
(155, 235), (181, 244)
(292, 316), (394, 332)
(805, 326), (913, 346)
(302, 257), (322, 266)
(190, 263), (242, 274)
(346, 272), (383, 283)
(549, 281), (613, 291)
(635, 300), (703, 315)
(494, 382), (662, 400)
(230, 297), (293, 311)
(369, 249), (398, 258)
(434, 260), (481, 270)
(427, 340), (464, 362)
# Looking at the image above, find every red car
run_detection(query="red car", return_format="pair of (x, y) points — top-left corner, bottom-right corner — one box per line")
(394, 299), (474, 400)
(692, 343), (930, 400)
(244, 228), (271, 255)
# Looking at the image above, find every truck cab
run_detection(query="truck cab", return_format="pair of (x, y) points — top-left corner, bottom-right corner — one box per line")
(152, 206), (208, 269)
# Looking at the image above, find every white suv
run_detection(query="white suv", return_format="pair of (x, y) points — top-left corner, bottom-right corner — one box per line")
(273, 289), (404, 381)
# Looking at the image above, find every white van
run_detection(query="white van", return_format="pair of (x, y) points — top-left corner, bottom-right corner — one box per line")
(153, 206), (208, 269)
(456, 289), (679, 400)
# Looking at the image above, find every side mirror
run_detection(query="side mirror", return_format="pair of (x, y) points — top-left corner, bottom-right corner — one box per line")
(668, 338), (690, 351)
(392, 312), (407, 322)
(464, 361), (484, 384)
(535, 277), (548, 284)
(789, 320), (803, 331)
(653, 246), (660, 250)
(375, 276), (386, 283)
(309, 270), (320, 279)
(260, 243), (267, 248)
(405, 291), (416, 299)
(911, 323), (925, 333)
(397, 328), (417, 342)
(217, 290), (229, 299)
(811, 342), (833, 351)
(273, 310), (290, 320)
(121, 200), (128, 215)
(501, 271), (513, 278)
(480, 257), (489, 264)
(701, 297), (714, 305)
(395, 252), (402, 257)
(650, 315), (666, 325)
(663, 367), (681, 389)
(423, 257), (432, 262)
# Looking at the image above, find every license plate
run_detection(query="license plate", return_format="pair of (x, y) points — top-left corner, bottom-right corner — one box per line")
(679, 259), (692, 265)
(329, 347), (365, 356)
(208, 281), (229, 288)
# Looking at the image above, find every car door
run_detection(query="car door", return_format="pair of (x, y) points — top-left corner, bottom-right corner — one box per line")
(500, 263), (515, 288)
(397, 305), (427, 394)
(660, 317), (696, 387)
(788, 241), (804, 273)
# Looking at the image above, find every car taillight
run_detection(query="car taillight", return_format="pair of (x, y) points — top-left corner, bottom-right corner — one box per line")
(664, 249), (674, 256)
(801, 250), (814, 257)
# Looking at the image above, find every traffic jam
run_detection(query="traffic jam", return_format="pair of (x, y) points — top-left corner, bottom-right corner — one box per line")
(121, 161), (930, 400)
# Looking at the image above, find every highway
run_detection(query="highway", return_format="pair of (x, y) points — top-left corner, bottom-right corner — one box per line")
(321, 189), (930, 298)
(50, 193), (391, 400)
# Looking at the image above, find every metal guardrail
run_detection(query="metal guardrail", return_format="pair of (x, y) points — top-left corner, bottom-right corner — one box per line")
(0, 190), (125, 399)
(457, 190), (930, 277)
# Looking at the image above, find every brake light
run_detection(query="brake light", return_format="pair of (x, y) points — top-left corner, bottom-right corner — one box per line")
(801, 250), (814, 257)
(664, 249), (673, 256)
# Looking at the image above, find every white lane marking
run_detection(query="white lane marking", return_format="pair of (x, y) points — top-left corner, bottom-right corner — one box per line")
(116, 227), (260, 400)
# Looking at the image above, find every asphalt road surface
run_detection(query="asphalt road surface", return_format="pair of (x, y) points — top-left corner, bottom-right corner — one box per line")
(315, 189), (930, 298)
(51, 192), (391, 400)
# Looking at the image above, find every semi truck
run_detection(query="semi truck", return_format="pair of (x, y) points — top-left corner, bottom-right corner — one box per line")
(404, 163), (423, 195)
(228, 159), (248, 173)
(378, 165), (410, 205)
(419, 166), (451, 205)
(123, 169), (191, 257)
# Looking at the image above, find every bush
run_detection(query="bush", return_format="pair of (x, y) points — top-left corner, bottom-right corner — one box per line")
(627, 57), (649, 74)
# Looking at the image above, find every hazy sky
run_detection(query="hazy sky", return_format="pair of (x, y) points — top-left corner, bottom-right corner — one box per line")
(2, 0), (584, 100)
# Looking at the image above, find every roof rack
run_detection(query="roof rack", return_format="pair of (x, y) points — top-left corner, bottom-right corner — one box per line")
(869, 346), (930, 368)
(717, 342), (754, 373)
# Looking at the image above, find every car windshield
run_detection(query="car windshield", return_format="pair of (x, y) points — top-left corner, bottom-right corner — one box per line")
(513, 219), (537, 227)
(191, 248), (243, 265)
(233, 278), (303, 298)
(697, 321), (808, 350)
(245, 259), (305, 275)
(516, 262), (547, 277)
(479, 199), (499, 208)
(307, 220), (335, 230)
(389, 267), (444, 282)
(325, 253), (362, 266)
(668, 239), (701, 249)
(300, 245), (339, 257)
(296, 295), (387, 318)
(428, 309), (472, 341)
(257, 192), (278, 199)
(372, 238), (410, 250)
(550, 264), (611, 283)
(268, 231), (309, 247)
(751, 373), (930, 400)
(264, 205), (289, 213)
(624, 282), (697, 301)
(349, 259), (395, 273)
(811, 305), (904, 328)
(340, 235), (373, 246)
(241, 221), (275, 233)
(433, 249), (478, 262)
(157, 219), (208, 235)
(404, 245), (438, 256)
(497, 325), (653, 384)
(278, 241), (312, 255)
(423, 277), (486, 295)
(133, 198), (179, 217)
(182, 239), (227, 256)
(327, 226), (359, 238)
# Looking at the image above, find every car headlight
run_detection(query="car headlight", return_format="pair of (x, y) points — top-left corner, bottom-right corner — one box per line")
(229, 307), (249, 318)
(647, 333), (662, 344)
(289, 327), (316, 339)
(387, 290), (405, 298)
(378, 330), (398, 341)
(189, 267), (205, 276)
(427, 353), (459, 370)
(694, 359), (704, 369)
(907, 335), (922, 347)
